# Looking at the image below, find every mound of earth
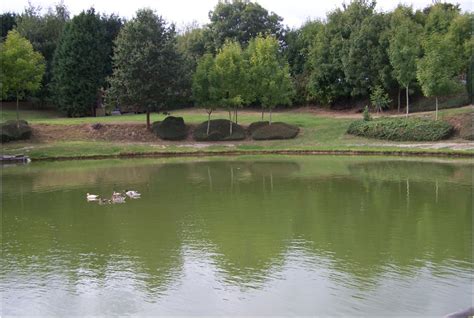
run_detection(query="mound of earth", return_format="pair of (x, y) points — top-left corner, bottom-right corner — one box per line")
(152, 116), (188, 140)
(1, 120), (32, 143)
(445, 112), (473, 140)
(193, 119), (246, 141)
(251, 122), (299, 140)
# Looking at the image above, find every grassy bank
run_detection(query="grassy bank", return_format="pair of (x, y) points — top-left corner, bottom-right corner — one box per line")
(1, 106), (473, 160)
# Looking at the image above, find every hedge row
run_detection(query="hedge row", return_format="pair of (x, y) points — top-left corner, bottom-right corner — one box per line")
(347, 117), (454, 141)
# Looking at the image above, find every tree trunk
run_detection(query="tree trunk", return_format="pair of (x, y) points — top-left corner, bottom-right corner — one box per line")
(435, 97), (438, 120)
(234, 107), (238, 124)
(405, 84), (409, 118)
(228, 110), (233, 135)
(269, 108), (273, 125)
(261, 106), (264, 120)
(146, 110), (151, 130)
(207, 111), (211, 136)
(16, 93), (20, 128)
(398, 87), (401, 113)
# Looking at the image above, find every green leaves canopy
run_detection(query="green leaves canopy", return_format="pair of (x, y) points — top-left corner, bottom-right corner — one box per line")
(107, 9), (181, 113)
(248, 35), (294, 110)
(1, 30), (45, 100)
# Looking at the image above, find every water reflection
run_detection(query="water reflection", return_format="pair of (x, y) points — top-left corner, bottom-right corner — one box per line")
(1, 156), (472, 316)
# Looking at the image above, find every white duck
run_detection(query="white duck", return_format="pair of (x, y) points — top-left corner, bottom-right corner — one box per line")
(125, 190), (141, 197)
(87, 193), (99, 200)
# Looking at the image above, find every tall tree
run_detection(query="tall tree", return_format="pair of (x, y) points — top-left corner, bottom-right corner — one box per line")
(417, 34), (462, 120)
(247, 35), (294, 123)
(52, 9), (110, 117)
(107, 9), (181, 129)
(0, 30), (45, 126)
(192, 53), (218, 135)
(207, 0), (284, 51)
(16, 2), (69, 102)
(213, 41), (249, 134)
(388, 6), (422, 116)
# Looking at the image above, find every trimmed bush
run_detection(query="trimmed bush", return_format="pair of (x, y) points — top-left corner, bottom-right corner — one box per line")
(248, 121), (269, 134)
(251, 122), (300, 140)
(152, 116), (188, 140)
(347, 117), (454, 141)
(193, 119), (245, 141)
(1, 120), (32, 143)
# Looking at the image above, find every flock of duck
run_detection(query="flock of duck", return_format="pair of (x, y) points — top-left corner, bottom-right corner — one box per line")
(86, 190), (141, 205)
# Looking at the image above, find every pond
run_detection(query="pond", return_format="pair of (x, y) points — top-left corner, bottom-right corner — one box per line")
(1, 155), (472, 316)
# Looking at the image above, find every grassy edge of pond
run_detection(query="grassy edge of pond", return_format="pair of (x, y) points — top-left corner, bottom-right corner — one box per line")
(1, 106), (472, 160)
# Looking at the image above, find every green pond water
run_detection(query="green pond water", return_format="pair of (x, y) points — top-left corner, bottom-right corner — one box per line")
(1, 155), (472, 316)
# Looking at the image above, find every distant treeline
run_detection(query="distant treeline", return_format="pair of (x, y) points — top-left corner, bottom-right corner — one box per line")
(1, 0), (472, 117)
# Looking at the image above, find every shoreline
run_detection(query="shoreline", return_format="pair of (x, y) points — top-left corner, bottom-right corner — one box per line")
(24, 148), (474, 162)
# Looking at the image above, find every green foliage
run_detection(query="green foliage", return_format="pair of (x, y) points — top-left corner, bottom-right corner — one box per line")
(417, 33), (462, 99)
(347, 117), (454, 141)
(370, 85), (392, 112)
(15, 3), (70, 101)
(0, 120), (32, 142)
(192, 53), (218, 109)
(107, 9), (182, 115)
(193, 119), (246, 141)
(388, 6), (422, 89)
(362, 106), (371, 121)
(213, 41), (250, 108)
(247, 35), (294, 113)
(207, 0), (284, 50)
(52, 9), (113, 117)
(251, 122), (299, 140)
(1, 12), (17, 39)
(307, 0), (390, 104)
(152, 116), (188, 140)
(1, 30), (45, 101)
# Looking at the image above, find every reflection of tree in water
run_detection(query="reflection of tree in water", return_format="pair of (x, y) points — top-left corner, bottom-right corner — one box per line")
(2, 158), (472, 293)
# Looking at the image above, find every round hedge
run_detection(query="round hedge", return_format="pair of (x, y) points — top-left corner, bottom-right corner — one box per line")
(1, 120), (32, 143)
(248, 121), (269, 134)
(193, 119), (245, 141)
(251, 122), (299, 140)
(346, 117), (454, 141)
(152, 116), (188, 140)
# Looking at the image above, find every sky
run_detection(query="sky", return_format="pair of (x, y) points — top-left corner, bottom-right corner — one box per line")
(1, 0), (472, 29)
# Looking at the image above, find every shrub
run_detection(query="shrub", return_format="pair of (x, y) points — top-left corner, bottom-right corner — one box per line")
(193, 119), (245, 141)
(1, 120), (33, 143)
(362, 106), (372, 121)
(251, 122), (299, 140)
(247, 121), (269, 134)
(152, 116), (188, 140)
(347, 117), (454, 141)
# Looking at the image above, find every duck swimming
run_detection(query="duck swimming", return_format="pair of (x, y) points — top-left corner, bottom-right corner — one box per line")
(87, 193), (99, 201)
(125, 190), (141, 197)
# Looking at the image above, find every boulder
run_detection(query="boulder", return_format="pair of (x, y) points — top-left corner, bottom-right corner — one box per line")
(193, 119), (246, 141)
(152, 116), (188, 140)
(251, 122), (299, 140)
(1, 120), (32, 143)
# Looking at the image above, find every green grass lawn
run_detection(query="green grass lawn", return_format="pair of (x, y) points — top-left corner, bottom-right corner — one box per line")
(1, 106), (472, 160)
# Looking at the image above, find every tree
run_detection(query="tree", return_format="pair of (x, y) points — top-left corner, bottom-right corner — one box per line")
(417, 34), (462, 120)
(369, 85), (391, 113)
(248, 35), (294, 123)
(192, 53), (218, 135)
(16, 2), (70, 102)
(207, 0), (284, 51)
(213, 41), (249, 134)
(388, 6), (422, 115)
(107, 9), (181, 129)
(0, 30), (45, 126)
(52, 9), (110, 117)
(1, 12), (17, 39)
